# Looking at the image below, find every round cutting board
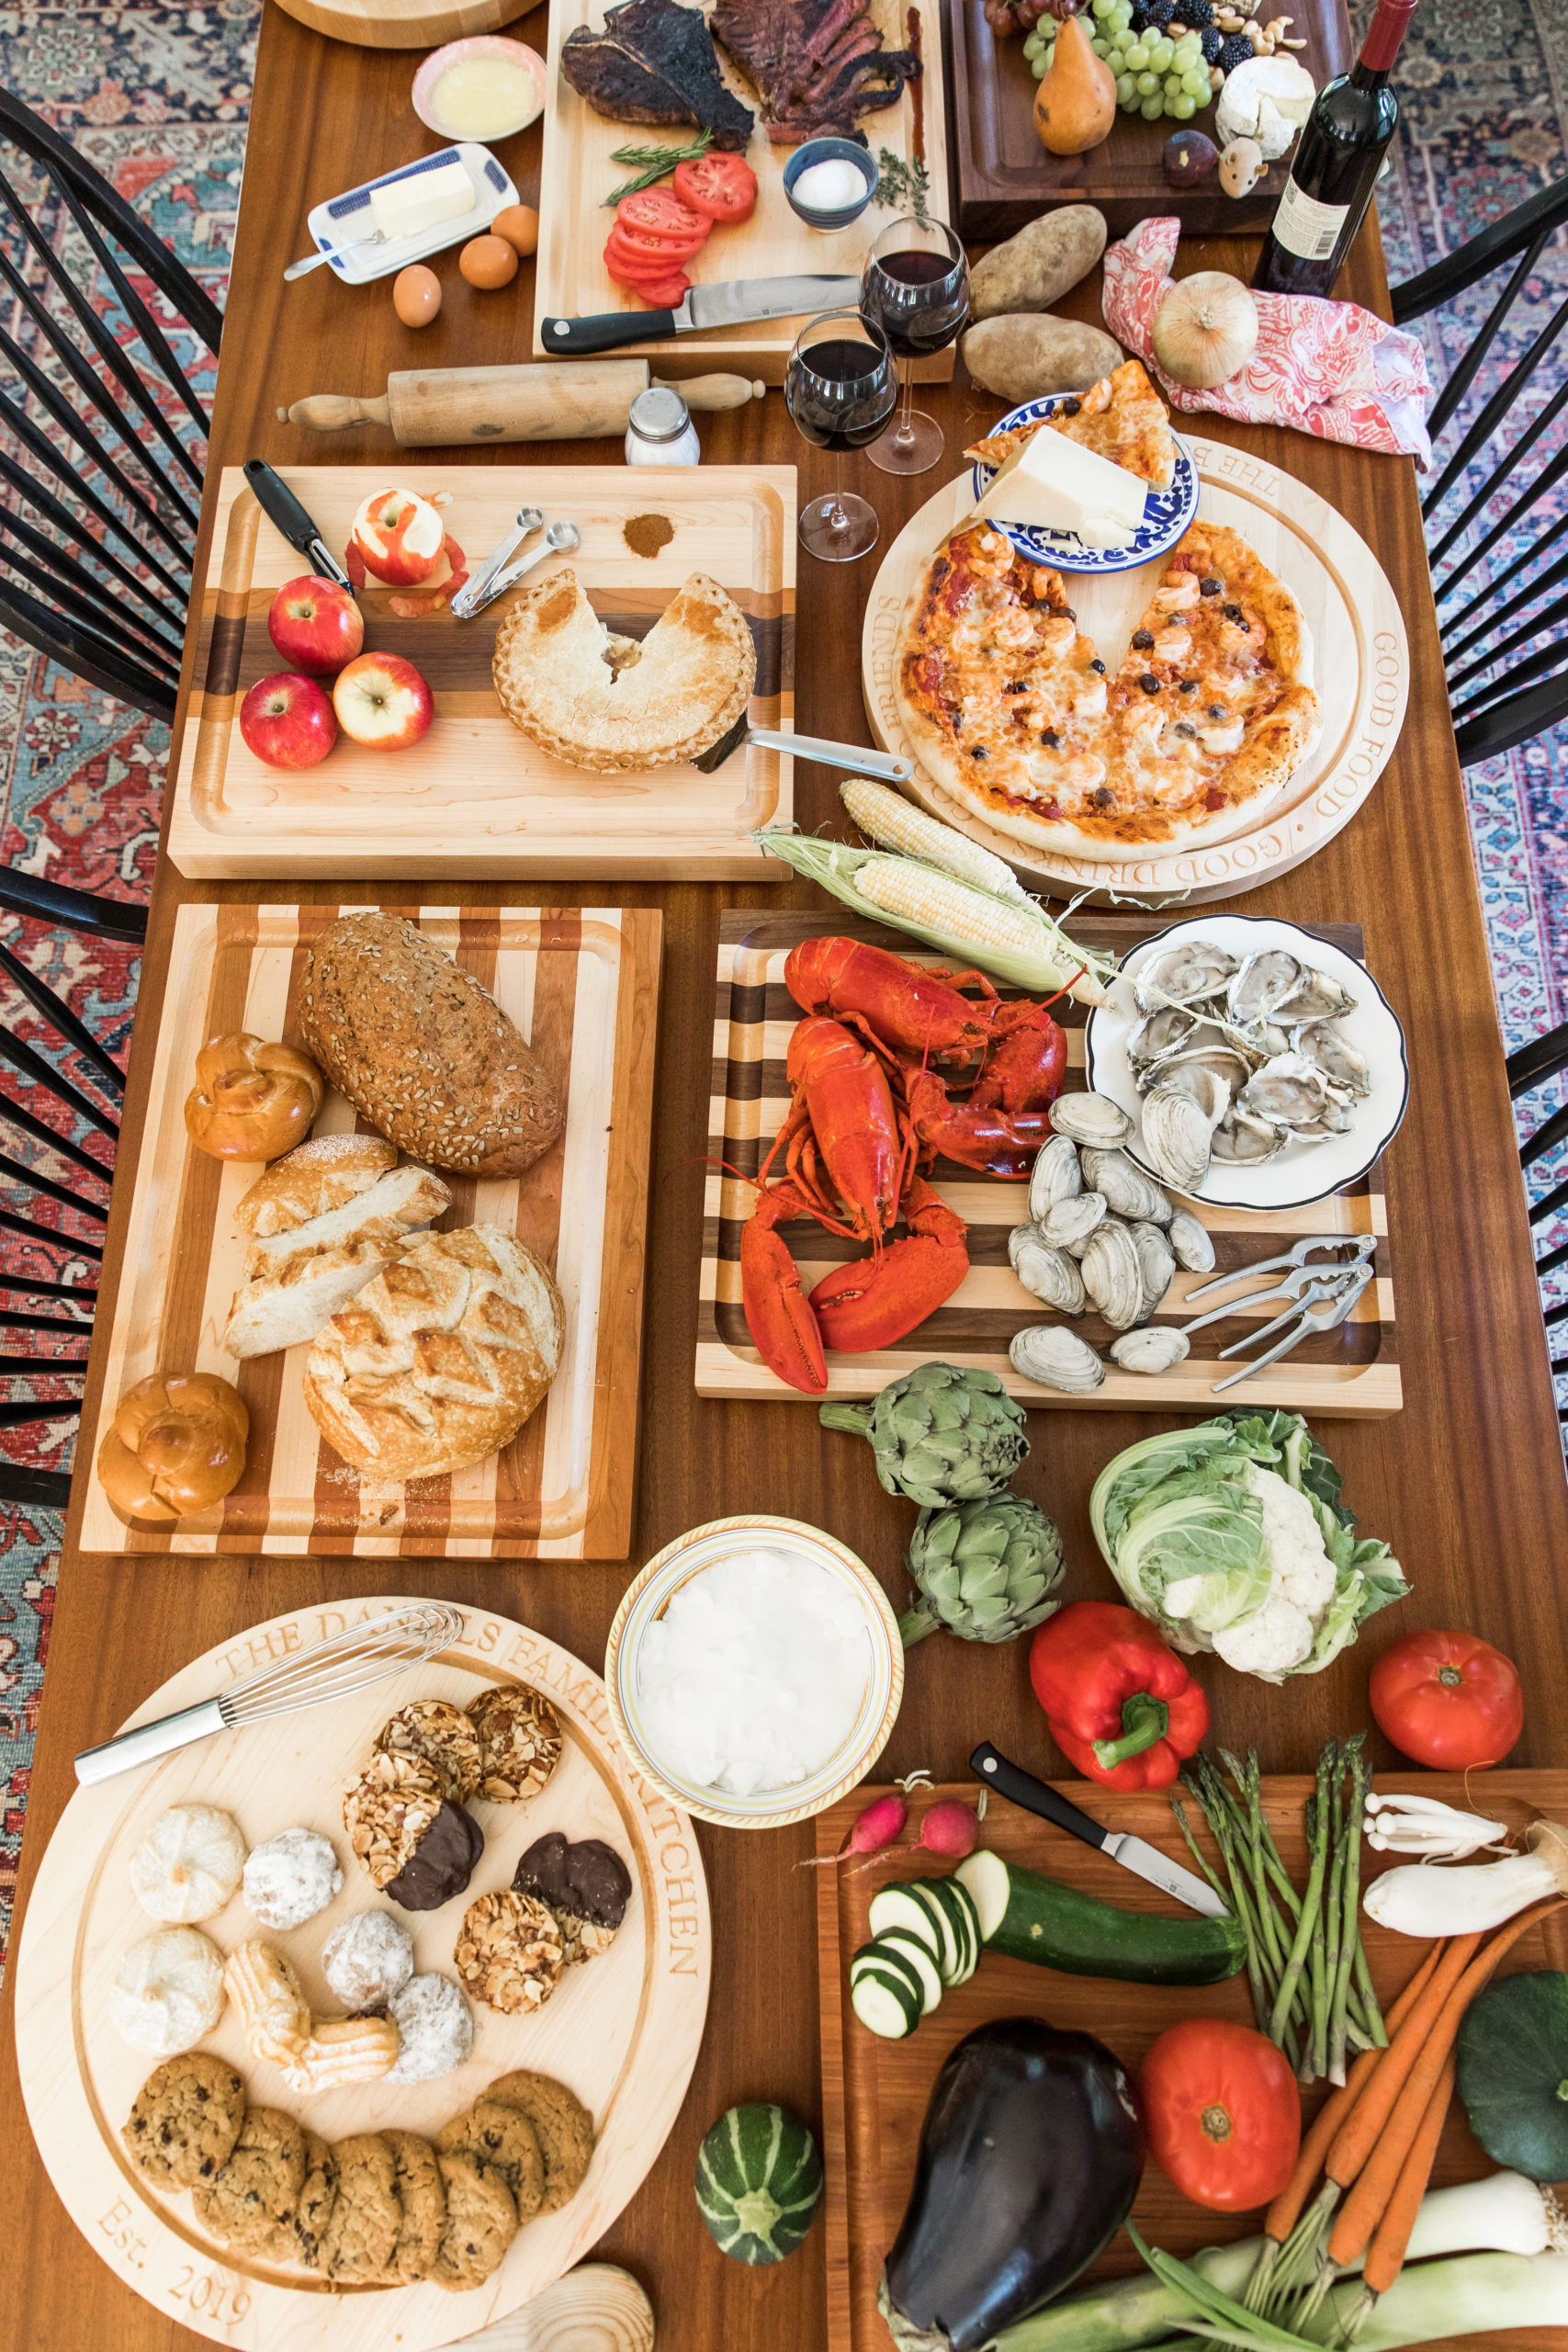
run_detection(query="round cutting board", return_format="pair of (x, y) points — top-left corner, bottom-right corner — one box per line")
(12, 1596), (710, 2350)
(861, 435), (1409, 906)
(270, 0), (518, 49)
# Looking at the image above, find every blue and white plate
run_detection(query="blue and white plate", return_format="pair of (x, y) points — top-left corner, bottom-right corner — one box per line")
(302, 143), (517, 287)
(968, 394), (1201, 573)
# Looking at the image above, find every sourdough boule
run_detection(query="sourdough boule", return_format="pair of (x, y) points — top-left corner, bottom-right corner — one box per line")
(963, 316), (1125, 404)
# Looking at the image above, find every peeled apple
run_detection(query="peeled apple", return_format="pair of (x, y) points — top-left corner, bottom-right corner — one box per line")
(1152, 272), (1259, 389)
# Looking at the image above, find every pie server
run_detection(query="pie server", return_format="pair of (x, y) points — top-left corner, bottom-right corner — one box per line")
(970, 1738), (1230, 1919)
(539, 273), (862, 356)
(243, 458), (350, 590)
(691, 717), (911, 781)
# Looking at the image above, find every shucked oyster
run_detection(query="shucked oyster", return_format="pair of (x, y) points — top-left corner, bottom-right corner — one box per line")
(1134, 940), (1238, 1012)
(1239, 1052), (1336, 1132)
(1278, 966), (1358, 1022)
(1126, 1004), (1198, 1069)
(1211, 1105), (1288, 1165)
(1227, 948), (1308, 1028)
(1010, 1324), (1106, 1394)
(1142, 1042), (1256, 1103)
(1292, 1019), (1372, 1100)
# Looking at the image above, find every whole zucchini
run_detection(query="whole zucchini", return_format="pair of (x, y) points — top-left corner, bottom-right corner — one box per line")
(955, 1849), (1246, 1985)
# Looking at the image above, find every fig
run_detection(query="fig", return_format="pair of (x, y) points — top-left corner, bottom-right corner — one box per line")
(1163, 128), (1220, 187)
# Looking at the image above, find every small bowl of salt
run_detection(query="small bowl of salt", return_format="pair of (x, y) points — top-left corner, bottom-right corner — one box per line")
(784, 139), (879, 234)
(605, 1514), (903, 1828)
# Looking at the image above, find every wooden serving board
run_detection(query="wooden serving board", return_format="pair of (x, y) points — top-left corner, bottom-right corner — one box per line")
(13, 1595), (711, 2351)
(947, 0), (1352, 238)
(166, 466), (795, 881)
(534, 0), (951, 386)
(78, 902), (660, 1558)
(862, 444), (1409, 908)
(818, 1772), (1568, 2352)
(695, 910), (1400, 1413)
(267, 0), (516, 45)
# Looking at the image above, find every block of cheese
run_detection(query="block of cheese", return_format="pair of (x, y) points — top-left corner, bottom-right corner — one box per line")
(368, 159), (475, 244)
(969, 427), (1148, 548)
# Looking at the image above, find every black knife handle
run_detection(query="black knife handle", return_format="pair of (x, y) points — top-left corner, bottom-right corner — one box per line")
(970, 1740), (1111, 1852)
(243, 459), (330, 559)
(539, 311), (677, 355)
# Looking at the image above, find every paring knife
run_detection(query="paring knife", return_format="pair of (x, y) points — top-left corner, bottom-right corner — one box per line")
(970, 1739), (1229, 1920)
(540, 274), (862, 357)
(243, 459), (351, 590)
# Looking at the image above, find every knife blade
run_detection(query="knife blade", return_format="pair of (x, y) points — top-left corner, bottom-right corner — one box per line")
(539, 276), (862, 357)
(970, 1740), (1229, 1920)
(243, 459), (350, 590)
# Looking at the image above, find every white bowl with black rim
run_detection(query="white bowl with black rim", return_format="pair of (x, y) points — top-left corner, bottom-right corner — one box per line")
(1084, 912), (1410, 1213)
(969, 395), (1201, 574)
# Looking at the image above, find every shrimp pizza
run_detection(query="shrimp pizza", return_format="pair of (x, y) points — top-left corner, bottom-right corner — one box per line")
(964, 359), (1177, 491)
(893, 519), (1320, 862)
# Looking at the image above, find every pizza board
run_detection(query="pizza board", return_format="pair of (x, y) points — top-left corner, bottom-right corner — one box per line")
(861, 438), (1409, 906)
(166, 466), (795, 881)
(817, 1772), (1568, 2352)
(534, 0), (950, 387)
(76, 903), (660, 1559)
(694, 910), (1400, 1413)
(12, 1594), (711, 2352)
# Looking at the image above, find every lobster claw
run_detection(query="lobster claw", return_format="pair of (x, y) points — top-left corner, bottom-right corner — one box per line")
(809, 1177), (969, 1354)
(740, 1189), (828, 1394)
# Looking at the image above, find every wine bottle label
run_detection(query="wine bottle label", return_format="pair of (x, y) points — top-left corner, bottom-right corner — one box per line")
(1271, 177), (1353, 262)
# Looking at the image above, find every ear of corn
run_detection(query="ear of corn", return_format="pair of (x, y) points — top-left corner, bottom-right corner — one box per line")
(840, 778), (1031, 904)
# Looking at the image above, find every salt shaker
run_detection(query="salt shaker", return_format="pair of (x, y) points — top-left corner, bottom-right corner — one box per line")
(625, 384), (700, 467)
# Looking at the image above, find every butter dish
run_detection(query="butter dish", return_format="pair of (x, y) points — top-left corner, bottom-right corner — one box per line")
(299, 142), (517, 288)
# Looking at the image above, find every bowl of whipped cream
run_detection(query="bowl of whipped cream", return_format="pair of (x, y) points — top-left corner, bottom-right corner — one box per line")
(605, 1515), (903, 1829)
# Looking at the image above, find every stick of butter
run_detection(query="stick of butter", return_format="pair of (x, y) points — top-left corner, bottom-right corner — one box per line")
(368, 159), (476, 243)
(970, 428), (1147, 549)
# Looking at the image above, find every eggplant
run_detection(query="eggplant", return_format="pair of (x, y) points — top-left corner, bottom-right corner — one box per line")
(878, 2016), (1145, 2352)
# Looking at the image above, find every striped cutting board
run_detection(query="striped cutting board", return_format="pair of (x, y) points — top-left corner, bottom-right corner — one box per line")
(80, 904), (661, 1558)
(695, 912), (1399, 1415)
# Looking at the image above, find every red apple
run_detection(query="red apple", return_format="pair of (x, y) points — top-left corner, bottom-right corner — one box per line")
(239, 672), (337, 770)
(349, 488), (446, 586)
(266, 573), (364, 674)
(332, 650), (434, 750)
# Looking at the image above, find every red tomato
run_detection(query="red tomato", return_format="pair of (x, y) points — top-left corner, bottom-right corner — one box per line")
(673, 152), (758, 223)
(605, 226), (705, 278)
(616, 188), (710, 244)
(1139, 2018), (1300, 2213)
(1370, 1630), (1525, 1770)
(628, 270), (693, 308)
(607, 216), (709, 263)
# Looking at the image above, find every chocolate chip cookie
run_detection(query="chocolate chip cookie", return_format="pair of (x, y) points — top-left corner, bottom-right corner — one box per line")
(320, 2132), (400, 2281)
(435, 2098), (543, 2220)
(376, 1701), (482, 1804)
(466, 1684), (561, 1802)
(193, 2107), (308, 2256)
(484, 2071), (595, 2214)
(453, 1891), (562, 2014)
(432, 2151), (517, 2291)
(292, 2130), (339, 2270)
(122, 2052), (246, 2188)
(383, 2129), (446, 2285)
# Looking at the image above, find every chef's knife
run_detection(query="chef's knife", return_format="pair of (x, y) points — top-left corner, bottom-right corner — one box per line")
(540, 275), (862, 357)
(243, 459), (350, 590)
(970, 1739), (1229, 1920)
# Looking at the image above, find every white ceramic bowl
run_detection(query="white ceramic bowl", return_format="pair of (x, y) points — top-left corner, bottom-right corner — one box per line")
(412, 36), (547, 143)
(604, 1515), (903, 1830)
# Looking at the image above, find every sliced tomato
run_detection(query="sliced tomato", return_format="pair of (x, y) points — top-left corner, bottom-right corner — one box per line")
(605, 243), (689, 292)
(629, 271), (692, 309)
(617, 187), (710, 242)
(606, 221), (706, 273)
(672, 152), (757, 223)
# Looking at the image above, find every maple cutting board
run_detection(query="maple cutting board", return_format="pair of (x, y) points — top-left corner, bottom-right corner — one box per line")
(78, 903), (660, 1559)
(695, 910), (1400, 1413)
(818, 1772), (1568, 2352)
(166, 466), (795, 880)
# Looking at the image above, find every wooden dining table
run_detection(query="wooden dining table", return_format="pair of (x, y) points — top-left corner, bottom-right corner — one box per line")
(5, 4), (1568, 2347)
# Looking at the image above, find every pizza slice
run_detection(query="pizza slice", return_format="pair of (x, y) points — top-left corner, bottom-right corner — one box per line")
(965, 358), (1178, 491)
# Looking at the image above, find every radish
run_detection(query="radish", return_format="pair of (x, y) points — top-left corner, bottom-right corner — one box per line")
(807, 1771), (933, 1869)
(916, 1793), (987, 1860)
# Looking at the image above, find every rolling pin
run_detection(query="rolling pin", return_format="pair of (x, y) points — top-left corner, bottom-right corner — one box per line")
(276, 361), (765, 446)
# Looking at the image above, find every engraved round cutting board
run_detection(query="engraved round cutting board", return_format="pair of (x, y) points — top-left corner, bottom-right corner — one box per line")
(861, 436), (1409, 906)
(12, 1596), (710, 2350)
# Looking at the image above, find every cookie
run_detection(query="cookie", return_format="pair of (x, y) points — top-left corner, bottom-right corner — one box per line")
(130, 1804), (246, 1925)
(343, 1750), (446, 1890)
(122, 2052), (246, 2188)
(384, 1798), (483, 1912)
(321, 1909), (414, 2011)
(383, 2129), (446, 2285)
(388, 1972), (473, 2084)
(376, 1701), (482, 1804)
(112, 1927), (226, 2056)
(466, 1684), (562, 1803)
(453, 1891), (563, 2015)
(279, 2012), (400, 2094)
(432, 2151), (517, 2292)
(513, 1832), (632, 1969)
(435, 2098), (544, 2220)
(320, 2132), (400, 2281)
(193, 2107), (308, 2256)
(224, 1939), (310, 2064)
(292, 2130), (339, 2271)
(484, 2071), (595, 2214)
(243, 1827), (343, 1929)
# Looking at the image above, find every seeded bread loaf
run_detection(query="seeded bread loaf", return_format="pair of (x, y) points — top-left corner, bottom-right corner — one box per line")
(297, 915), (564, 1179)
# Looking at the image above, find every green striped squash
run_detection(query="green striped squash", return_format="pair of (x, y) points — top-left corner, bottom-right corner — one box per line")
(694, 2103), (824, 2264)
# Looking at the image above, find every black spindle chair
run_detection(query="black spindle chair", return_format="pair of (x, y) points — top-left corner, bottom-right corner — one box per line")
(0, 87), (222, 721)
(0, 868), (145, 1508)
(1507, 1019), (1568, 1425)
(1392, 177), (1568, 765)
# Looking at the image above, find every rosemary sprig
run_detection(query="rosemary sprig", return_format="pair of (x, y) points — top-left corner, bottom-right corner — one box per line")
(604, 129), (713, 206)
(874, 146), (931, 223)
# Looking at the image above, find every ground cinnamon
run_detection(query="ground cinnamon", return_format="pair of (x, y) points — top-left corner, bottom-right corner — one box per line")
(623, 514), (675, 559)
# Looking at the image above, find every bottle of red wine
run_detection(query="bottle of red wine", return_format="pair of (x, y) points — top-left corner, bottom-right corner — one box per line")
(1252, 0), (1417, 300)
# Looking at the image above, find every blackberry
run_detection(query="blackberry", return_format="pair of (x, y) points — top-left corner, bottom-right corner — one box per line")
(1141, 0), (1177, 24)
(1181, 0), (1215, 23)
(1200, 25), (1223, 58)
(1216, 30), (1254, 70)
(1126, 6), (1151, 29)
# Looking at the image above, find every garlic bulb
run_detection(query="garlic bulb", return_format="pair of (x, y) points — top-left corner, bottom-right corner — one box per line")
(1152, 273), (1259, 390)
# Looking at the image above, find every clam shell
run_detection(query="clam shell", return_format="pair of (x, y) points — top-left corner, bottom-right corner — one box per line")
(1144, 1043), (1256, 1103)
(1134, 940), (1238, 1012)
(1081, 1148), (1172, 1226)
(1010, 1323), (1106, 1394)
(1168, 1211), (1216, 1273)
(1111, 1327), (1191, 1374)
(1078, 1220), (1145, 1330)
(1009, 1227), (1088, 1315)
(1049, 1091), (1134, 1149)
(1139, 1075), (1227, 1193)
(1028, 1133), (1083, 1220)
(1128, 1219), (1176, 1318)
(1041, 1191), (1107, 1258)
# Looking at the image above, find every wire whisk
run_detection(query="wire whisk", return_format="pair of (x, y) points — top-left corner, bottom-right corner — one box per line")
(74, 1601), (466, 1786)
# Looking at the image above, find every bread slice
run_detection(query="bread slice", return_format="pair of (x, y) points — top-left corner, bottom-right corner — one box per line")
(235, 1133), (398, 1238)
(222, 1164), (451, 1360)
(491, 568), (755, 774)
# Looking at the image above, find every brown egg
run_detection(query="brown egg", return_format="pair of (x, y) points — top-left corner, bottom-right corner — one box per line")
(459, 234), (519, 290)
(392, 264), (442, 328)
(490, 203), (539, 258)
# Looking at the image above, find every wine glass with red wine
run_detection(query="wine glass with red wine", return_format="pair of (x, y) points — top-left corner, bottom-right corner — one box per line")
(859, 216), (969, 476)
(785, 310), (897, 562)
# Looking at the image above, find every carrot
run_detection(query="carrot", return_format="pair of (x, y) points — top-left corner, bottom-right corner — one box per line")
(1360, 2053), (1455, 2297)
(1322, 1931), (1483, 2190)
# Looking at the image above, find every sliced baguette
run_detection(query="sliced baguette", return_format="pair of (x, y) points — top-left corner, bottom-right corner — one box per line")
(222, 1164), (451, 1360)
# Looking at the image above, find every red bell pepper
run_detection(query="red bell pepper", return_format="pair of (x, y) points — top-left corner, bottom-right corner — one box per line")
(1029, 1600), (1210, 1791)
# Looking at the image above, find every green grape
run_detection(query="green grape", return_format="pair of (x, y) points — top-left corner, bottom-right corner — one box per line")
(1139, 90), (1165, 116)
(1023, 29), (1042, 51)
(1115, 68), (1137, 97)
(1148, 37), (1173, 67)
(1122, 40), (1148, 64)
(1090, 36), (1108, 52)
(1169, 89), (1197, 114)
(1180, 64), (1208, 92)
(1032, 51), (1049, 73)
(1163, 71), (1182, 92)
(1134, 68), (1157, 91)
(1092, 0), (1115, 16)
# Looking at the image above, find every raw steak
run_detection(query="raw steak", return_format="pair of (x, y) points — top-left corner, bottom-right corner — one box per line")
(711, 0), (920, 141)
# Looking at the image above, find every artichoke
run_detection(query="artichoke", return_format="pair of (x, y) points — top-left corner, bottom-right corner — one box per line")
(819, 1363), (1029, 1508)
(901, 1494), (1065, 1646)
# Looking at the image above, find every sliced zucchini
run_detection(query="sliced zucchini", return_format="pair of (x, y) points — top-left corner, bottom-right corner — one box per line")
(868, 1884), (943, 1958)
(955, 1848), (1011, 1942)
(911, 1878), (973, 1984)
(851, 1965), (919, 2040)
(851, 1938), (925, 2011)
(946, 1876), (983, 1981)
(903, 1881), (963, 1982)
(875, 1927), (943, 2015)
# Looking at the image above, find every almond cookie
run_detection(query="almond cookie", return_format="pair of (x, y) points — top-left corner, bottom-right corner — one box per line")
(112, 1927), (226, 2057)
(343, 1749), (445, 1890)
(320, 2132), (400, 2281)
(435, 2098), (544, 2220)
(194, 2107), (308, 2256)
(376, 1701), (482, 1805)
(453, 1891), (563, 2015)
(433, 2151), (517, 2291)
(130, 1803), (246, 1925)
(466, 1685), (561, 1802)
(513, 1832), (632, 1970)
(384, 1797), (484, 1912)
(383, 2129), (446, 2285)
(484, 2071), (595, 2214)
(224, 1939), (310, 2064)
(122, 2052), (246, 2188)
(279, 2012), (400, 2094)
(292, 2130), (339, 2270)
